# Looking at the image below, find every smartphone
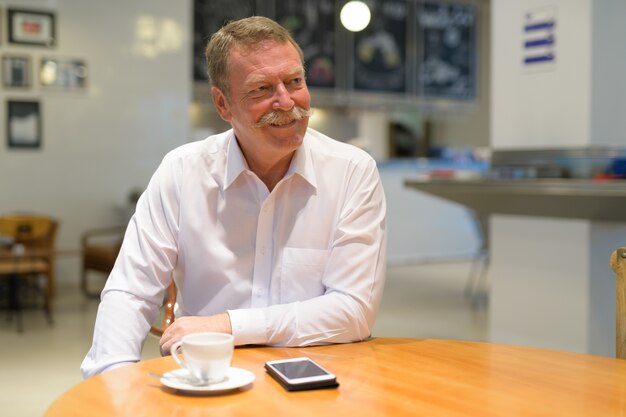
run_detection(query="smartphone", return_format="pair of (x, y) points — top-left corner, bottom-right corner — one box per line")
(264, 357), (339, 391)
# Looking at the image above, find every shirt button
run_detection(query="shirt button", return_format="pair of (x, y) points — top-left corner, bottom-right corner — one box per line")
(260, 247), (266, 255)
(256, 289), (264, 297)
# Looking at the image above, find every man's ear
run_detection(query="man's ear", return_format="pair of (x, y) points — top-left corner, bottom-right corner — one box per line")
(212, 86), (232, 122)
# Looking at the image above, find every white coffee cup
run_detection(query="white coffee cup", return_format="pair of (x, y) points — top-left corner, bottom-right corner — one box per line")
(170, 332), (234, 383)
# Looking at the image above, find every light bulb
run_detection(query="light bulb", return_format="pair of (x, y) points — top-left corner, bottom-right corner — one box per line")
(340, 1), (371, 32)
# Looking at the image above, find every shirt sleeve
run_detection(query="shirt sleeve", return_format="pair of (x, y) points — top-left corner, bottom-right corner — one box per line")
(228, 157), (387, 346)
(80, 154), (181, 378)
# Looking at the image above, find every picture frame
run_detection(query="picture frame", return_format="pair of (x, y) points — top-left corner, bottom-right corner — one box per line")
(353, 0), (408, 93)
(275, 0), (336, 88)
(39, 58), (88, 89)
(7, 100), (41, 149)
(416, 1), (477, 100)
(2, 55), (31, 88)
(8, 8), (56, 47)
(193, 0), (256, 81)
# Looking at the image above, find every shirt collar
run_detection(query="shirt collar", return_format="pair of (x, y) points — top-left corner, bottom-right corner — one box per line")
(224, 129), (318, 190)
(285, 134), (317, 189)
(224, 131), (248, 190)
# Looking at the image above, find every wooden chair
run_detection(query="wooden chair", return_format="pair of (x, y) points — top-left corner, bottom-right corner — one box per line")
(610, 247), (626, 359)
(80, 224), (176, 336)
(80, 226), (125, 298)
(0, 214), (58, 331)
(150, 282), (177, 337)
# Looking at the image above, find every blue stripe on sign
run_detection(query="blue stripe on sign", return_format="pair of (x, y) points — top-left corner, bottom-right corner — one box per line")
(524, 21), (555, 32)
(524, 37), (554, 48)
(524, 54), (554, 64)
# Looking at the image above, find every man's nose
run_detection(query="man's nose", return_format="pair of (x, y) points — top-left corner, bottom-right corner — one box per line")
(273, 83), (295, 111)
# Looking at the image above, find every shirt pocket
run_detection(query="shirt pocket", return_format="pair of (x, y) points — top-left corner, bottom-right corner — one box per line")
(280, 247), (330, 304)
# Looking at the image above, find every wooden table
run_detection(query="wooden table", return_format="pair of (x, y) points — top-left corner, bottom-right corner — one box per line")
(45, 338), (626, 417)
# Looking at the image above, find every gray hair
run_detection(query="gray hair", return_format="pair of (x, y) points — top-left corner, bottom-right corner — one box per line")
(205, 16), (304, 98)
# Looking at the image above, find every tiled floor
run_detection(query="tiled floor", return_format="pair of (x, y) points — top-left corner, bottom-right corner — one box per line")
(0, 261), (487, 417)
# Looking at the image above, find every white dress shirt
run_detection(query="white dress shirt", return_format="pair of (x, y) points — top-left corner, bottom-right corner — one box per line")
(81, 128), (387, 378)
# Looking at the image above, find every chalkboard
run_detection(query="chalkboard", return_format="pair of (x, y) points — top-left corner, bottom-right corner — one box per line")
(416, 1), (476, 100)
(193, 0), (256, 82)
(353, 0), (407, 93)
(276, 0), (336, 88)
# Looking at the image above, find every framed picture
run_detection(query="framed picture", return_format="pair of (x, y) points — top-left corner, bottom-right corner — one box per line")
(353, 0), (408, 93)
(39, 58), (88, 89)
(416, 1), (477, 100)
(276, 0), (336, 88)
(7, 100), (41, 149)
(193, 0), (256, 81)
(2, 56), (31, 88)
(8, 8), (56, 47)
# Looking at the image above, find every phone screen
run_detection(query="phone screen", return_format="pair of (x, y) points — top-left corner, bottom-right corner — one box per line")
(272, 359), (329, 379)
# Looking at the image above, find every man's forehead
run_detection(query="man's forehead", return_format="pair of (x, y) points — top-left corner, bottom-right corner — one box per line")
(245, 66), (304, 84)
(231, 39), (292, 56)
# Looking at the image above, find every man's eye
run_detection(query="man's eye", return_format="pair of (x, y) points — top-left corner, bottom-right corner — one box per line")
(251, 86), (269, 95)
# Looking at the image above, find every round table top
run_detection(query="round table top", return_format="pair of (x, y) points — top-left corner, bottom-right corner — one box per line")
(45, 338), (626, 417)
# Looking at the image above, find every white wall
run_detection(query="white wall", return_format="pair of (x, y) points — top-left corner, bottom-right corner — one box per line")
(488, 215), (624, 356)
(491, 0), (592, 149)
(591, 1), (626, 147)
(0, 0), (192, 285)
(491, 0), (626, 150)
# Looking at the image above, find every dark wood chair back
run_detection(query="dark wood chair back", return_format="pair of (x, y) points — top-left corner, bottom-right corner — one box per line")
(80, 226), (125, 298)
(150, 282), (176, 337)
(610, 248), (626, 359)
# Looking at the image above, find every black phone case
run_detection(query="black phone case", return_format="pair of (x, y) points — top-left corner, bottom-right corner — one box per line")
(264, 363), (340, 391)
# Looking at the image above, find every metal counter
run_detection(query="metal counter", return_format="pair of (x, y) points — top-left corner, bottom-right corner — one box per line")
(404, 178), (626, 222)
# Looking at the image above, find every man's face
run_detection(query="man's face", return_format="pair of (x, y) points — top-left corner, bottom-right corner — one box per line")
(212, 40), (311, 163)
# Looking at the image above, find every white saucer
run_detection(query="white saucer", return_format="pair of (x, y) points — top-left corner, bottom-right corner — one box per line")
(160, 367), (255, 395)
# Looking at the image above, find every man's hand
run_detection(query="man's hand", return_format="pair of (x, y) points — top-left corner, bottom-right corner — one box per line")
(159, 312), (232, 356)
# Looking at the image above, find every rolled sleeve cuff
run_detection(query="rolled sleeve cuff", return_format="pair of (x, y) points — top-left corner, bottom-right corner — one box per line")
(80, 354), (137, 379)
(227, 308), (269, 345)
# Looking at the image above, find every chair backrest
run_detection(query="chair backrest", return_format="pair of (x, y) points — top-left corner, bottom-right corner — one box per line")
(0, 214), (59, 302)
(0, 214), (48, 237)
(0, 214), (57, 251)
(610, 248), (626, 359)
(149, 282), (177, 337)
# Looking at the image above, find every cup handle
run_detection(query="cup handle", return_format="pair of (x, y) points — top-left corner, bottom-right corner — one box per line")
(170, 340), (187, 370)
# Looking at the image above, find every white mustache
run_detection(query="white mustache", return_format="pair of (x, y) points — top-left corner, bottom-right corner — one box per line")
(254, 107), (312, 128)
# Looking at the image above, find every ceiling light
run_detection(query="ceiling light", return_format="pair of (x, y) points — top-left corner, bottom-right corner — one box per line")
(340, 1), (371, 32)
